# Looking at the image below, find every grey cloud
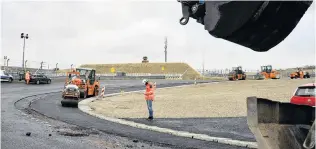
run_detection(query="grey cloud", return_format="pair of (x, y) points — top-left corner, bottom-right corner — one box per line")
(1, 1), (314, 70)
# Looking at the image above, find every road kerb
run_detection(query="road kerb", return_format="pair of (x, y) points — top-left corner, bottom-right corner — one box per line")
(78, 83), (258, 149)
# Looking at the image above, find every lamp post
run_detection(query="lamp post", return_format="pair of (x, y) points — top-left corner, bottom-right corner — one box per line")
(164, 36), (168, 63)
(71, 64), (73, 70)
(25, 60), (28, 68)
(55, 63), (59, 76)
(40, 61), (44, 70)
(4, 56), (7, 67)
(55, 63), (58, 71)
(21, 33), (29, 69)
(7, 59), (10, 67)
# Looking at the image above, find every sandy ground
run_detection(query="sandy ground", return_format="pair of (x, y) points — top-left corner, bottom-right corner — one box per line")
(89, 79), (315, 118)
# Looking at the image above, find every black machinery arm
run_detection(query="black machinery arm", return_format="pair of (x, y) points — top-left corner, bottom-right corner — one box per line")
(178, 1), (313, 52)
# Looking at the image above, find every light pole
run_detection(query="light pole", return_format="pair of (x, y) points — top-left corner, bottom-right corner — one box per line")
(164, 36), (168, 63)
(7, 59), (10, 67)
(202, 48), (205, 76)
(21, 33), (29, 69)
(4, 56), (7, 67)
(55, 63), (59, 76)
(71, 64), (73, 70)
(25, 60), (28, 68)
(40, 61), (44, 69)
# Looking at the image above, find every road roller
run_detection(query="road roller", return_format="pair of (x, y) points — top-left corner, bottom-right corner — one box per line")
(61, 68), (100, 107)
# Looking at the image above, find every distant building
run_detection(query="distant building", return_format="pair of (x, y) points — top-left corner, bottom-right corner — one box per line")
(142, 56), (149, 63)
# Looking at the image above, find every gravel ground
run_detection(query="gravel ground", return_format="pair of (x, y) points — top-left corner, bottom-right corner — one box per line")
(89, 79), (314, 118)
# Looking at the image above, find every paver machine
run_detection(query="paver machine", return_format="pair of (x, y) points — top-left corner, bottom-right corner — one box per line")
(260, 65), (280, 79)
(228, 66), (246, 81)
(61, 68), (100, 107)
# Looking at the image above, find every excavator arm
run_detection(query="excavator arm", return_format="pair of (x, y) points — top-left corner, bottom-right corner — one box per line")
(177, 1), (315, 149)
(178, 1), (313, 52)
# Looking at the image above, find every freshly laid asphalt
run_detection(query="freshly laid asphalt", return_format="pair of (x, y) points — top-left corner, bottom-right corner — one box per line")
(124, 118), (255, 142)
(2, 79), (253, 149)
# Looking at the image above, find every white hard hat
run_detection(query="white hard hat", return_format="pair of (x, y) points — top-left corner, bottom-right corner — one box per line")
(142, 79), (148, 85)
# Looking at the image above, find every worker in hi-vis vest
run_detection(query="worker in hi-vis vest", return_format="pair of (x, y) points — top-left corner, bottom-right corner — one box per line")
(142, 79), (156, 120)
(25, 71), (30, 84)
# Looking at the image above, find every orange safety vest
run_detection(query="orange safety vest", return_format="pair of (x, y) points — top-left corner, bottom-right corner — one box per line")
(25, 72), (30, 80)
(72, 78), (81, 86)
(145, 83), (155, 100)
(299, 71), (304, 78)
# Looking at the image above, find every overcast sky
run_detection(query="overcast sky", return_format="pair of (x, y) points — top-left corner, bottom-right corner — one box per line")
(1, 1), (315, 70)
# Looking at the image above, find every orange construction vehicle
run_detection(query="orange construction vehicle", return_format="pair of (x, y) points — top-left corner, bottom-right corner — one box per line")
(228, 66), (246, 81)
(61, 68), (100, 107)
(260, 65), (280, 79)
(290, 68), (310, 79)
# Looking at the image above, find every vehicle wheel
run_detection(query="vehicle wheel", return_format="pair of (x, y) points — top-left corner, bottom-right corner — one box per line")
(36, 80), (40, 85)
(9, 78), (13, 83)
(61, 102), (68, 107)
(47, 80), (51, 84)
(290, 77), (293, 79)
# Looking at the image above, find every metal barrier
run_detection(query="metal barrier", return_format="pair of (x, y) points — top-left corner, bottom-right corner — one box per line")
(165, 75), (183, 80)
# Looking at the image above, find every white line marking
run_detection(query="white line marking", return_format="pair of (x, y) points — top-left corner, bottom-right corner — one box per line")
(78, 82), (258, 148)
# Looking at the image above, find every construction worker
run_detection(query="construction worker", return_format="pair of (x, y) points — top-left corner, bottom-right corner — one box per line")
(299, 69), (304, 79)
(72, 74), (81, 85)
(25, 71), (30, 84)
(142, 79), (155, 120)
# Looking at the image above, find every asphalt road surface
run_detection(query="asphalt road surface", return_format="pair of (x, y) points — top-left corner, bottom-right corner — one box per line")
(124, 118), (255, 142)
(2, 79), (250, 149)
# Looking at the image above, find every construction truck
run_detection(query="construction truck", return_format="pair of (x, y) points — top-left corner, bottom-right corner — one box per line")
(228, 66), (246, 81)
(260, 65), (280, 79)
(61, 68), (100, 107)
(290, 69), (310, 79)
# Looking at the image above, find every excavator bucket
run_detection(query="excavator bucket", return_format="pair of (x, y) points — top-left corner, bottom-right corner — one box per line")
(247, 97), (315, 149)
(178, 1), (313, 52)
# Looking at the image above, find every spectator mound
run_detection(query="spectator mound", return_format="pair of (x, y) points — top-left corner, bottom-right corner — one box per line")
(80, 63), (201, 80)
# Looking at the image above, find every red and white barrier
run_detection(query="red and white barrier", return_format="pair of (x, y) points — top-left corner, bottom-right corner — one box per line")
(98, 86), (105, 99)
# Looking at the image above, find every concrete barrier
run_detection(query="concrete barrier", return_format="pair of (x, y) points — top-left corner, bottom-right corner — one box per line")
(247, 97), (315, 149)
